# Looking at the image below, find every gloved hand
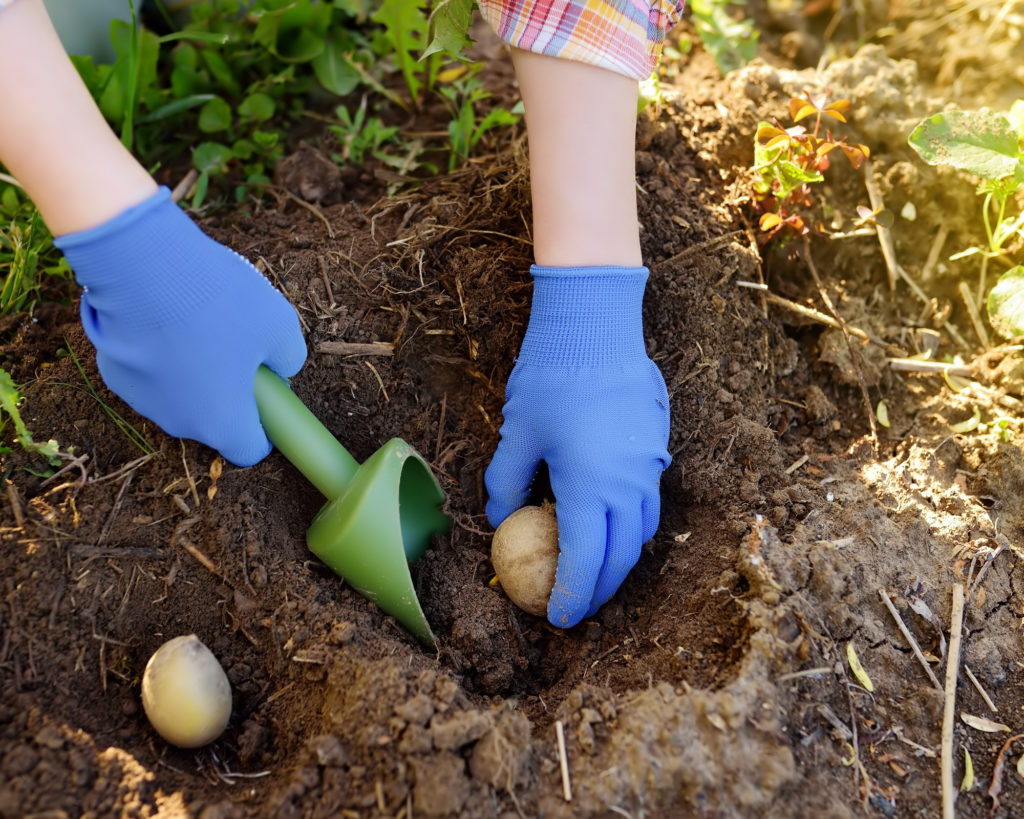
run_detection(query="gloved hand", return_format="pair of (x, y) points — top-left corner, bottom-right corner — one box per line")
(55, 186), (306, 467)
(485, 265), (671, 628)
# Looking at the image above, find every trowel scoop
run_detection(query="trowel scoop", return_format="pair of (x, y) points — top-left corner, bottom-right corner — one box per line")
(253, 365), (450, 645)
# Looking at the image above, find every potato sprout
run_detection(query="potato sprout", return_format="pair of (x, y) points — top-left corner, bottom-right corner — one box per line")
(491, 504), (559, 616)
(141, 634), (232, 748)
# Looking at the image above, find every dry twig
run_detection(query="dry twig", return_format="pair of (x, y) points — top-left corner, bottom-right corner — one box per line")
(317, 341), (395, 357)
(762, 290), (904, 355)
(888, 358), (973, 378)
(963, 665), (998, 714)
(555, 720), (572, 802)
(878, 589), (943, 692)
(941, 583), (965, 819)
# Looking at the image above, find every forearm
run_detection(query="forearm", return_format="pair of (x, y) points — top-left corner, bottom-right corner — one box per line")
(511, 49), (641, 267)
(0, 0), (155, 235)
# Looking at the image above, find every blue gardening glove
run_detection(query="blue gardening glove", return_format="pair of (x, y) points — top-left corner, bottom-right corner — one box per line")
(485, 265), (671, 628)
(55, 186), (306, 467)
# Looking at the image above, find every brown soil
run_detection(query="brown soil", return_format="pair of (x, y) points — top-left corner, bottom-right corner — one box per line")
(4, 10), (1024, 818)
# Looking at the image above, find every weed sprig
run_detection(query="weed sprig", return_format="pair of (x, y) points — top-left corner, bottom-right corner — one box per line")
(753, 90), (870, 242)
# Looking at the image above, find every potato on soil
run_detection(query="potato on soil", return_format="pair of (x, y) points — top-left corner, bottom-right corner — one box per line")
(141, 634), (232, 748)
(491, 505), (559, 616)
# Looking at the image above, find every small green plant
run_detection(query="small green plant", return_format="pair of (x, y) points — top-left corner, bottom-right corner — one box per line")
(330, 97), (402, 166)
(753, 91), (870, 242)
(689, 0), (758, 75)
(0, 185), (72, 314)
(437, 65), (520, 171)
(373, 0), (442, 108)
(908, 103), (1024, 339)
(0, 368), (63, 466)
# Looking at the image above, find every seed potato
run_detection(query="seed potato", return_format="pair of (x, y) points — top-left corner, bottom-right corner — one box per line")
(491, 504), (559, 616)
(141, 634), (232, 748)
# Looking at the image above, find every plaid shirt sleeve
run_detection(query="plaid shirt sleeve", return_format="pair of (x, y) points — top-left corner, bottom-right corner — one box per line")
(478, 0), (685, 81)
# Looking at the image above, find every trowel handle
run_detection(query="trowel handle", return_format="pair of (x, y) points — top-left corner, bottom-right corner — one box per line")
(254, 366), (359, 500)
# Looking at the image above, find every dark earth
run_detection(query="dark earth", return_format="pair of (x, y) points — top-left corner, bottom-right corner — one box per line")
(4, 4), (1024, 816)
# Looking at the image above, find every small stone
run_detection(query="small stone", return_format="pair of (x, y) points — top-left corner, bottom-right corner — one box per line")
(309, 734), (348, 768)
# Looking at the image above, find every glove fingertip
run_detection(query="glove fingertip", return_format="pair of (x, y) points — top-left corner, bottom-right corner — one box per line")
(213, 398), (274, 467)
(219, 435), (273, 468)
(263, 329), (307, 380)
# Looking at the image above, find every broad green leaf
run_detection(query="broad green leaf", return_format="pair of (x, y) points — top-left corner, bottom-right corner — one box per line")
(772, 160), (824, 199)
(908, 110), (1024, 180)
(193, 141), (235, 174)
(254, 0), (331, 62)
(312, 35), (361, 95)
(987, 265), (1024, 338)
(423, 0), (474, 60)
(239, 92), (275, 121)
(199, 97), (233, 133)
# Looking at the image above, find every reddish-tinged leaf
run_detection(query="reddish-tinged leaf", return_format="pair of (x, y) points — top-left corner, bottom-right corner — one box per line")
(823, 108), (848, 123)
(792, 103), (818, 123)
(840, 144), (868, 169)
(827, 99), (851, 114)
(757, 123), (785, 142)
(760, 212), (783, 230)
(788, 97), (806, 121)
(817, 141), (839, 157)
(766, 134), (791, 150)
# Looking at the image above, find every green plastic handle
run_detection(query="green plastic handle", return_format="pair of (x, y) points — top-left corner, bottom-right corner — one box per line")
(253, 366), (358, 500)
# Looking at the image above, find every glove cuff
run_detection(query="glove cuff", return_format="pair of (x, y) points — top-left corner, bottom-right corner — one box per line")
(517, 265), (649, 367)
(55, 186), (229, 329)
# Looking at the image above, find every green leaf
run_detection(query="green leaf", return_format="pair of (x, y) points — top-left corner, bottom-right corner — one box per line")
(0, 368), (61, 464)
(1007, 100), (1024, 138)
(199, 97), (233, 133)
(199, 49), (241, 98)
(987, 265), (1024, 338)
(373, 0), (429, 100)
(423, 0), (474, 60)
(238, 92), (276, 121)
(253, 0), (331, 63)
(312, 35), (362, 95)
(137, 93), (218, 124)
(689, 0), (758, 76)
(193, 141), (235, 174)
(908, 110), (1024, 180)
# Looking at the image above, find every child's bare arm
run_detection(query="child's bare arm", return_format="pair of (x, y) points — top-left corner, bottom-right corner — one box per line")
(0, 0), (156, 235)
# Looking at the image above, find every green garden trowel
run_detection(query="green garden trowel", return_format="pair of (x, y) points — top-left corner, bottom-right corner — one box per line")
(253, 366), (450, 645)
